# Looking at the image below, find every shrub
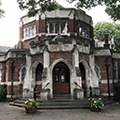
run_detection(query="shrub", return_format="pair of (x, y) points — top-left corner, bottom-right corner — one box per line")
(0, 84), (7, 100)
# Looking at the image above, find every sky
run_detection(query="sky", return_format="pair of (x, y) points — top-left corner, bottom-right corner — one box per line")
(0, 0), (116, 47)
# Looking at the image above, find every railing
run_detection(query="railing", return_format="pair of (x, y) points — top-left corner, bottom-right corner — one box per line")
(42, 82), (50, 90)
(74, 82), (82, 89)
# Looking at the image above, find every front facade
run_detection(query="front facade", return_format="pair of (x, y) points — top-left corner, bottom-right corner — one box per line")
(0, 7), (120, 100)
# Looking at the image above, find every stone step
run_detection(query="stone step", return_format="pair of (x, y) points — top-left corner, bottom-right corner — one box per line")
(9, 97), (114, 109)
(9, 98), (89, 109)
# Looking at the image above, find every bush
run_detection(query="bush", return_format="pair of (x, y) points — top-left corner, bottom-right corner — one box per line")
(0, 84), (7, 100)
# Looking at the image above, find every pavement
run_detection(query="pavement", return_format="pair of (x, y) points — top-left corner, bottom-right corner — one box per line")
(0, 102), (120, 120)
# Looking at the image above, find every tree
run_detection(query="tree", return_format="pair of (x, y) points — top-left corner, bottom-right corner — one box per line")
(17, 0), (60, 17)
(94, 21), (120, 51)
(73, 0), (120, 21)
(0, 1), (5, 18)
(17, 0), (120, 21)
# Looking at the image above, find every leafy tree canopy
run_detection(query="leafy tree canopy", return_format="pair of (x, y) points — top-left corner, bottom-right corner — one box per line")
(94, 21), (120, 51)
(17, 0), (60, 17)
(74, 0), (120, 21)
(0, 1), (5, 18)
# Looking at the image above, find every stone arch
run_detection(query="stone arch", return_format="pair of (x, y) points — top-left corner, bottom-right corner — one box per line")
(49, 57), (73, 96)
(31, 59), (43, 80)
(79, 58), (91, 96)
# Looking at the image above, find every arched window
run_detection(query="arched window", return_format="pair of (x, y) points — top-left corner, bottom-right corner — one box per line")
(55, 24), (59, 33)
(49, 23), (54, 33)
(21, 67), (26, 82)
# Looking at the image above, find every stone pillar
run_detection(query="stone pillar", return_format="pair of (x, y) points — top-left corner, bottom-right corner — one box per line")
(72, 46), (83, 99)
(41, 46), (51, 100)
(22, 53), (33, 98)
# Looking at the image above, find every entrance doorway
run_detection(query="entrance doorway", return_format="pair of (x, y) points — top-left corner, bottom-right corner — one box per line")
(35, 63), (43, 95)
(79, 63), (86, 96)
(53, 62), (70, 94)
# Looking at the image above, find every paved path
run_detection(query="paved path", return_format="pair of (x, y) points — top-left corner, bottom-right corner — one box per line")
(0, 102), (120, 120)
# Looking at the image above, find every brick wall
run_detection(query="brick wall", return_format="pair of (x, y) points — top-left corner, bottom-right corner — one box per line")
(68, 19), (74, 33)
(50, 53), (72, 64)
(79, 53), (89, 63)
(31, 54), (43, 64)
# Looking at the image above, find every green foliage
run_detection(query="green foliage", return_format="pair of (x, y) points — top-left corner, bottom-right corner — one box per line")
(94, 21), (120, 51)
(0, 84), (7, 100)
(74, 0), (120, 21)
(88, 97), (104, 109)
(23, 99), (39, 109)
(17, 0), (60, 17)
(0, 1), (5, 18)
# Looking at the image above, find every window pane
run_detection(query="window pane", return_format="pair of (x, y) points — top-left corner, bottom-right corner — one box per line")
(85, 29), (88, 37)
(25, 29), (28, 38)
(50, 23), (54, 33)
(82, 28), (85, 36)
(61, 23), (65, 34)
(29, 28), (32, 37)
(79, 26), (82, 35)
(55, 24), (59, 33)
(61, 75), (64, 82)
(32, 26), (35, 36)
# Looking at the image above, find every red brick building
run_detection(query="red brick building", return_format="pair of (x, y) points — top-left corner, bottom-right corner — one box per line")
(0, 7), (120, 100)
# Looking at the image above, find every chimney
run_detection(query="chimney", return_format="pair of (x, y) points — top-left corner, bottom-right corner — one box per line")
(104, 33), (110, 48)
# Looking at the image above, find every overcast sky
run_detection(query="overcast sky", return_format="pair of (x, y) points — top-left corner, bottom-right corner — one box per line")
(0, 0), (115, 47)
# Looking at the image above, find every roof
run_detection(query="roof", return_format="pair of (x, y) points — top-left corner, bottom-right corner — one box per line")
(0, 46), (11, 55)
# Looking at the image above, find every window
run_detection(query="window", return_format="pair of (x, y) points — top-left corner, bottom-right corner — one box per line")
(79, 26), (82, 35)
(32, 26), (35, 36)
(61, 23), (65, 34)
(79, 26), (89, 37)
(24, 25), (36, 38)
(82, 28), (85, 36)
(29, 28), (32, 37)
(50, 23), (54, 33)
(49, 23), (66, 34)
(85, 29), (88, 37)
(55, 24), (59, 33)
(25, 29), (28, 38)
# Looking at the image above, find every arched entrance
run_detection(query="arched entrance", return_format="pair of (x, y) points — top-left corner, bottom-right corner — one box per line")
(35, 63), (43, 95)
(53, 62), (70, 94)
(79, 63), (86, 96)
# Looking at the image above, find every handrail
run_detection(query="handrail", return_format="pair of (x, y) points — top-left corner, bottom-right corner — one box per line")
(74, 82), (82, 89)
(42, 82), (50, 90)
(35, 82), (42, 91)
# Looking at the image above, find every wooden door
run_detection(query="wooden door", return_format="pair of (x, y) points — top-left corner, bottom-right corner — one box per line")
(53, 62), (70, 94)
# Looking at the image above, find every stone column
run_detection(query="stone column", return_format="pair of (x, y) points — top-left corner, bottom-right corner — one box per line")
(41, 46), (51, 100)
(23, 52), (33, 98)
(72, 46), (83, 99)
